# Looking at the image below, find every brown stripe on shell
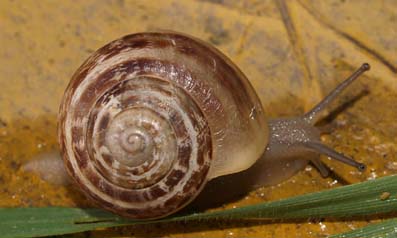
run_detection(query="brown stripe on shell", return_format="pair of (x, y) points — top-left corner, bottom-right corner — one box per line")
(149, 184), (168, 198)
(98, 112), (110, 131)
(101, 35), (170, 61)
(164, 169), (186, 187)
(72, 143), (88, 169)
(183, 128), (211, 194)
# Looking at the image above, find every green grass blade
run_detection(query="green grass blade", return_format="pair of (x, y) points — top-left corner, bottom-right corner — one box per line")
(173, 174), (397, 220)
(0, 208), (136, 238)
(2, 175), (397, 238)
(330, 218), (397, 238)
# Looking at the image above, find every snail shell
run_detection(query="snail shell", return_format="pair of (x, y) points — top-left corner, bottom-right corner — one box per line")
(58, 32), (268, 219)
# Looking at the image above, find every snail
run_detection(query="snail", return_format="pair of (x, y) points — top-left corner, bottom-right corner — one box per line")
(55, 32), (370, 220)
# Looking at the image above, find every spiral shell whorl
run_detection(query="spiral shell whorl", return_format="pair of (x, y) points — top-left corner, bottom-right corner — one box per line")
(59, 43), (213, 219)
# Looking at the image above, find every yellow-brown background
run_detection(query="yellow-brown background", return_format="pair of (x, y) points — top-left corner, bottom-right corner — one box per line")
(0, 0), (396, 237)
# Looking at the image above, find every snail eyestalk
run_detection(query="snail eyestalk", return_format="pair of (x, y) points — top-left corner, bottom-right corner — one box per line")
(265, 64), (369, 176)
(304, 63), (371, 124)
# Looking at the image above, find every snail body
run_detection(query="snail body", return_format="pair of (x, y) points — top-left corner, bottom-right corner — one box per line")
(58, 32), (369, 219)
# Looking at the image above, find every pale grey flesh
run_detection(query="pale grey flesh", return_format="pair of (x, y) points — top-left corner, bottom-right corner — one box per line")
(22, 151), (70, 186)
(252, 63), (369, 186)
(192, 63), (370, 209)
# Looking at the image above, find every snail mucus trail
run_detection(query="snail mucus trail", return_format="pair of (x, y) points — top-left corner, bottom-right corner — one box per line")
(24, 32), (370, 219)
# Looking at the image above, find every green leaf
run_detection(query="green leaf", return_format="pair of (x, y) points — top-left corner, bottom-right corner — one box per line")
(330, 218), (397, 238)
(2, 175), (397, 238)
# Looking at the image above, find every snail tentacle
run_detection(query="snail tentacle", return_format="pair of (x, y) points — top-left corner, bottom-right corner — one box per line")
(304, 63), (370, 124)
(301, 141), (366, 171)
(309, 158), (330, 177)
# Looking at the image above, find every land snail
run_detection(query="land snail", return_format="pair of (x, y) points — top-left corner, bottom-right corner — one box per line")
(57, 32), (370, 220)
